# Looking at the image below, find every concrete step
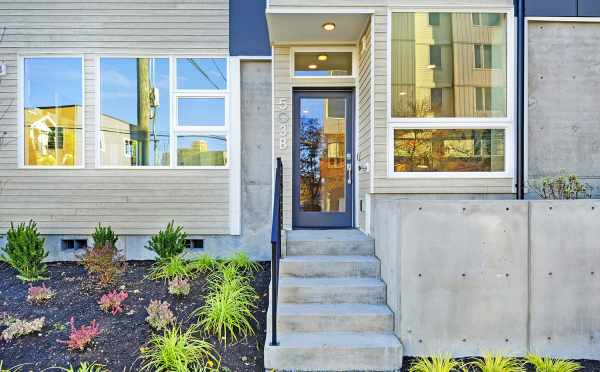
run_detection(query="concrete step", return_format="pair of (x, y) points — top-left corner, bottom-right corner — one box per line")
(264, 331), (403, 371)
(286, 229), (375, 256)
(280, 255), (380, 278)
(278, 277), (386, 304)
(269, 303), (394, 333)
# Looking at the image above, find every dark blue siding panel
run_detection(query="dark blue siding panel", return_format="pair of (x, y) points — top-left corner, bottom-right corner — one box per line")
(525, 0), (577, 16)
(230, 0), (271, 56)
(578, 0), (600, 16)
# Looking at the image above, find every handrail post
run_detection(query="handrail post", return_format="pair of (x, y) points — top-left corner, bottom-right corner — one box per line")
(270, 157), (283, 347)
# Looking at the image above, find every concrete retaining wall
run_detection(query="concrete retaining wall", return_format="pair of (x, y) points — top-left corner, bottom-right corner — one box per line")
(371, 196), (600, 359)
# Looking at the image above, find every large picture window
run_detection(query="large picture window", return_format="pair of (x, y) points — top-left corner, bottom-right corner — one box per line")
(389, 10), (513, 176)
(99, 56), (229, 168)
(23, 57), (83, 167)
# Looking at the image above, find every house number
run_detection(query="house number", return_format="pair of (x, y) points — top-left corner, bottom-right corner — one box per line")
(278, 98), (289, 150)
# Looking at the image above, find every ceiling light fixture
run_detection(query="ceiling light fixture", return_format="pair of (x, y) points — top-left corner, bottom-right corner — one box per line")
(318, 54), (328, 61)
(322, 22), (336, 31)
(308, 64), (318, 70)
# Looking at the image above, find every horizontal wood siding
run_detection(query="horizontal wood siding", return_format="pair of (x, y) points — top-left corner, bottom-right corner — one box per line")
(0, 0), (231, 235)
(358, 20), (372, 229)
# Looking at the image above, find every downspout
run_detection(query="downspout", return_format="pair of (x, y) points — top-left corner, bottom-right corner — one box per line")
(516, 0), (526, 199)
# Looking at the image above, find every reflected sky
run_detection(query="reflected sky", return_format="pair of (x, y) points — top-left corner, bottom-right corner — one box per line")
(25, 58), (82, 109)
(177, 58), (227, 90)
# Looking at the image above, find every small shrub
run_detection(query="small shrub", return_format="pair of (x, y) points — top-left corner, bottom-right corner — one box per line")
(98, 290), (128, 315)
(529, 170), (592, 200)
(146, 300), (175, 331)
(56, 362), (109, 372)
(470, 353), (525, 372)
(139, 324), (218, 372)
(526, 354), (582, 372)
(186, 253), (219, 274)
(59, 317), (101, 351)
(223, 252), (261, 273)
(0, 315), (45, 342)
(91, 224), (118, 248)
(148, 255), (194, 281)
(78, 244), (126, 287)
(146, 221), (187, 260)
(168, 277), (191, 296)
(26, 284), (55, 304)
(409, 355), (463, 372)
(0, 221), (48, 281)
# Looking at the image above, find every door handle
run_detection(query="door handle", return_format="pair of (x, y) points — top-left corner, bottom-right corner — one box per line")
(346, 162), (352, 185)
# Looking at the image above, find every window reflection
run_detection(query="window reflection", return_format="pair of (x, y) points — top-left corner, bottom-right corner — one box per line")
(24, 58), (83, 166)
(100, 58), (170, 166)
(391, 12), (507, 118)
(177, 136), (227, 166)
(177, 98), (225, 127)
(393, 128), (505, 172)
(294, 52), (353, 77)
(176, 58), (227, 90)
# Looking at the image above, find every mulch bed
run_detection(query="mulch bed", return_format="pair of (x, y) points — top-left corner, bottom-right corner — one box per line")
(0, 261), (271, 372)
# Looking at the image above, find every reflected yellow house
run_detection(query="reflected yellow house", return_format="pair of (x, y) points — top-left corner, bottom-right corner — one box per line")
(24, 105), (82, 166)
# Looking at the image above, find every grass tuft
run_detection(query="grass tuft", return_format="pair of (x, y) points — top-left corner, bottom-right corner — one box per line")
(55, 362), (109, 372)
(148, 255), (195, 281)
(222, 252), (261, 273)
(410, 355), (463, 372)
(186, 254), (219, 274)
(526, 354), (582, 372)
(470, 353), (525, 372)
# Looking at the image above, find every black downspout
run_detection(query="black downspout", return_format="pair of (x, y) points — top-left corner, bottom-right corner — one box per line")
(516, 0), (526, 199)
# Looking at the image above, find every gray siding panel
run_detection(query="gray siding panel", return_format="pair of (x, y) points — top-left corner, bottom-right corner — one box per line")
(525, 0), (577, 17)
(230, 0), (271, 56)
(578, 0), (600, 16)
(0, 0), (231, 235)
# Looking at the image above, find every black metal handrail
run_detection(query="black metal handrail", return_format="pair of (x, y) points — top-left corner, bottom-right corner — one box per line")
(270, 157), (283, 346)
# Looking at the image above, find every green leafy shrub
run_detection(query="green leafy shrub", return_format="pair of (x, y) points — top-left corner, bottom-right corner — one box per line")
(470, 353), (525, 372)
(529, 170), (591, 199)
(56, 362), (109, 372)
(223, 252), (261, 273)
(146, 300), (176, 331)
(148, 255), (194, 281)
(78, 244), (126, 287)
(146, 221), (187, 260)
(526, 354), (582, 372)
(91, 224), (118, 248)
(0, 221), (48, 281)
(409, 355), (463, 372)
(139, 324), (218, 372)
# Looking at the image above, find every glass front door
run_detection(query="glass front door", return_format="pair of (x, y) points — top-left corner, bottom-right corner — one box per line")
(292, 90), (354, 228)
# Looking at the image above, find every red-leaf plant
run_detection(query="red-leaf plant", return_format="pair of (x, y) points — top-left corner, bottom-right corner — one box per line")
(59, 317), (101, 351)
(98, 290), (128, 315)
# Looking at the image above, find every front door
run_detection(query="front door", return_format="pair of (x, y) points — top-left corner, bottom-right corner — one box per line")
(292, 90), (354, 228)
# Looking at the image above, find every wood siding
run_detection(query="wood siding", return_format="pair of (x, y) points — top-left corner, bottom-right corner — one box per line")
(0, 0), (231, 235)
(357, 20), (372, 229)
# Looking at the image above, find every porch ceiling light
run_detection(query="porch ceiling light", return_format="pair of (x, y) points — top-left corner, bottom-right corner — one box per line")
(308, 64), (318, 70)
(318, 54), (328, 61)
(322, 22), (336, 32)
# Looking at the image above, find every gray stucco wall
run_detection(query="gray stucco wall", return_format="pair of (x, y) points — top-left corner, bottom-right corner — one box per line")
(371, 196), (600, 358)
(528, 21), (600, 197)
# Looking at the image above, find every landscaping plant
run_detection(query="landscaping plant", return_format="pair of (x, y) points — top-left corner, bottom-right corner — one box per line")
(0, 361), (25, 372)
(139, 324), (218, 372)
(146, 300), (176, 331)
(59, 317), (101, 351)
(529, 170), (591, 200)
(470, 353), (525, 372)
(146, 221), (187, 260)
(0, 220), (48, 281)
(223, 251), (261, 273)
(98, 290), (128, 315)
(78, 243), (126, 287)
(26, 284), (55, 304)
(91, 223), (118, 248)
(148, 254), (194, 281)
(0, 315), (45, 342)
(409, 355), (464, 372)
(168, 277), (191, 296)
(526, 354), (582, 372)
(55, 362), (109, 372)
(186, 253), (219, 274)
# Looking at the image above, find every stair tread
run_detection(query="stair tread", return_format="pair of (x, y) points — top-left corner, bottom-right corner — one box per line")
(283, 255), (379, 263)
(279, 277), (384, 287)
(287, 229), (372, 242)
(277, 303), (393, 316)
(271, 331), (401, 348)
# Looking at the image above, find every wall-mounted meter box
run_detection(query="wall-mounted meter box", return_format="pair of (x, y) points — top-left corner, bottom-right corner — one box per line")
(0, 63), (7, 77)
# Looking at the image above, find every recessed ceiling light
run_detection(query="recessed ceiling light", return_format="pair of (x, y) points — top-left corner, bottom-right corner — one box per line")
(322, 22), (336, 31)
(308, 64), (318, 70)
(399, 92), (407, 96)
(318, 54), (328, 61)
(427, 64), (437, 69)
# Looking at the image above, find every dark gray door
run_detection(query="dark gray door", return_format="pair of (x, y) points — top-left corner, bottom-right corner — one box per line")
(292, 90), (354, 228)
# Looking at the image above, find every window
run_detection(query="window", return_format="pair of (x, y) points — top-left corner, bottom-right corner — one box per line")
(431, 88), (443, 113)
(391, 12), (507, 118)
(393, 129), (505, 173)
(429, 45), (442, 69)
(429, 13), (440, 26)
(294, 51), (353, 77)
(472, 13), (481, 25)
(475, 87), (505, 113)
(473, 13), (501, 26)
(99, 57), (229, 168)
(23, 57), (83, 167)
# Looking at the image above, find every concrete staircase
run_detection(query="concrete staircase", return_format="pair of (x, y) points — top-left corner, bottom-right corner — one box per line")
(264, 229), (403, 371)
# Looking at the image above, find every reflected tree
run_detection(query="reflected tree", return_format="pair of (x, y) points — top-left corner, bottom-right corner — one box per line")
(299, 117), (324, 211)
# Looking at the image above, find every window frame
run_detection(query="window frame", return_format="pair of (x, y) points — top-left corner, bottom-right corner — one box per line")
(386, 6), (515, 179)
(18, 54), (86, 169)
(290, 46), (358, 79)
(95, 55), (231, 170)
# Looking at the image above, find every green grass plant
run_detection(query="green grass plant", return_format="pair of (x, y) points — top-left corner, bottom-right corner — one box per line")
(0, 361), (26, 372)
(186, 254), (219, 274)
(526, 354), (582, 372)
(409, 355), (464, 372)
(470, 353), (525, 372)
(53, 362), (108, 372)
(148, 255), (195, 281)
(139, 324), (218, 372)
(222, 252), (261, 273)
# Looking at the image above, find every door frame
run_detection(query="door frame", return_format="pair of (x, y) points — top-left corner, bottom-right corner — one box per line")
(292, 89), (355, 229)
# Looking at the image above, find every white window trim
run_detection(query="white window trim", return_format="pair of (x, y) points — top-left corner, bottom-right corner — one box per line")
(95, 55), (231, 170)
(290, 46), (358, 79)
(18, 54), (86, 169)
(386, 6), (515, 179)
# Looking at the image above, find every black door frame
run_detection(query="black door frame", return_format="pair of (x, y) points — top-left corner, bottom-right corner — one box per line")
(292, 89), (355, 229)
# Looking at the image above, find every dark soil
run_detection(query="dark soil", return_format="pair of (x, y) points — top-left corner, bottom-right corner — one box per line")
(0, 261), (271, 372)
